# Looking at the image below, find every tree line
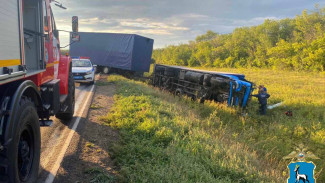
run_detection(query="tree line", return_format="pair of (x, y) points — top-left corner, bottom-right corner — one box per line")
(152, 6), (325, 71)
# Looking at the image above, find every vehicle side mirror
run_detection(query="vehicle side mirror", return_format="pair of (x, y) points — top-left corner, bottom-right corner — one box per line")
(71, 16), (80, 42)
(72, 16), (78, 33)
(71, 33), (80, 42)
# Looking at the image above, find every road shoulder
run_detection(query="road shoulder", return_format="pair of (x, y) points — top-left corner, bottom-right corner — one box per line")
(54, 76), (118, 183)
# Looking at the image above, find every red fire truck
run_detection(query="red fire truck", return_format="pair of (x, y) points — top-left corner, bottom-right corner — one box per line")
(0, 0), (76, 182)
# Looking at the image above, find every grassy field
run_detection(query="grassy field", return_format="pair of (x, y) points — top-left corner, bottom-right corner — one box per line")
(99, 68), (325, 182)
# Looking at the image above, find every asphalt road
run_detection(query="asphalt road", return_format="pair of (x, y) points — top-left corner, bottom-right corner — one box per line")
(37, 82), (96, 183)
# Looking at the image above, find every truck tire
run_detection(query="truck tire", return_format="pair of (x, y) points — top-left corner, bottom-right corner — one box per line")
(1, 98), (40, 183)
(56, 72), (75, 120)
(175, 88), (183, 97)
(102, 67), (110, 74)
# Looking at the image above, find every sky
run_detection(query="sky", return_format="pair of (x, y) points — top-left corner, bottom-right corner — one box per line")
(52, 0), (325, 49)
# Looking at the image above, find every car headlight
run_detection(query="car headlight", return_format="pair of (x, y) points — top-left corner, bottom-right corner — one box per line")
(86, 70), (92, 75)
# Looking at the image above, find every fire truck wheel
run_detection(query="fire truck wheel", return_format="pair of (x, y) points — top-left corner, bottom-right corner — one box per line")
(3, 98), (40, 183)
(56, 71), (75, 120)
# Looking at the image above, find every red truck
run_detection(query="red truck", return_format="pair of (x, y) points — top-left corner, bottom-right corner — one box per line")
(0, 0), (76, 182)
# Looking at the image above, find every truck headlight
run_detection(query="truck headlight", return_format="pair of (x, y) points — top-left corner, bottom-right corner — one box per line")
(86, 70), (92, 75)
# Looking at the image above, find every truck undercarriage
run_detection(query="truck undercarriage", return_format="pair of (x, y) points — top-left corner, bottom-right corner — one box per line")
(152, 64), (254, 108)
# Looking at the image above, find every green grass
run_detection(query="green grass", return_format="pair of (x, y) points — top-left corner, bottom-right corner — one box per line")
(95, 81), (111, 86)
(85, 167), (116, 183)
(90, 104), (103, 109)
(100, 69), (325, 182)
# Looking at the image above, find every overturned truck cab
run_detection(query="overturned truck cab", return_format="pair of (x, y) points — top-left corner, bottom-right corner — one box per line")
(152, 64), (255, 108)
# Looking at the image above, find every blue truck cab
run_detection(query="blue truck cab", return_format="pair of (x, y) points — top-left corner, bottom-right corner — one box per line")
(221, 74), (254, 108)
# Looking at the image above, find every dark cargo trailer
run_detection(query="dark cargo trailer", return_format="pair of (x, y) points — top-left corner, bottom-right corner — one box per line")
(70, 32), (154, 74)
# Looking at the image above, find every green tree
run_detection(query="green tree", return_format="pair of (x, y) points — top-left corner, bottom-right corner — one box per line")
(196, 30), (219, 42)
(152, 5), (325, 72)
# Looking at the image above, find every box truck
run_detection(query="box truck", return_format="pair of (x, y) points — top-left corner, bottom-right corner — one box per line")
(70, 32), (154, 75)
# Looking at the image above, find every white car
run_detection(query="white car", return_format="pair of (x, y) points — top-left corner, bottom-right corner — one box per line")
(72, 57), (95, 84)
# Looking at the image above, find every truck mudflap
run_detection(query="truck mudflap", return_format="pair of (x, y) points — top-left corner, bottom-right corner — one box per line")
(58, 55), (72, 95)
(56, 54), (75, 120)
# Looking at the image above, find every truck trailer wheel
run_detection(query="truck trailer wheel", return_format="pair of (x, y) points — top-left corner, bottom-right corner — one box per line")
(102, 67), (110, 74)
(175, 88), (183, 97)
(56, 72), (75, 120)
(2, 98), (40, 183)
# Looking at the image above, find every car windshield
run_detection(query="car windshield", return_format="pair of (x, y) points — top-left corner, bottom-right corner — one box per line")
(72, 59), (92, 67)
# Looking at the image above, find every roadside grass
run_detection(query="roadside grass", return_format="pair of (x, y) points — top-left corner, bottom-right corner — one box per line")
(98, 76), (268, 182)
(86, 142), (95, 148)
(85, 167), (116, 183)
(99, 68), (325, 182)
(95, 80), (111, 86)
(90, 104), (103, 109)
(194, 67), (325, 166)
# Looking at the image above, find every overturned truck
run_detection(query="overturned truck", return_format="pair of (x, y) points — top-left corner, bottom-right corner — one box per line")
(152, 64), (255, 108)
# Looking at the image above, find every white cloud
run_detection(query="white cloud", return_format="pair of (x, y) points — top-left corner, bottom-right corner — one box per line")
(55, 16), (191, 47)
(51, 0), (322, 48)
(231, 16), (280, 27)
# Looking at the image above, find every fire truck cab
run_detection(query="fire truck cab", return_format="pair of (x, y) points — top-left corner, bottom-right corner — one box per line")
(0, 0), (76, 182)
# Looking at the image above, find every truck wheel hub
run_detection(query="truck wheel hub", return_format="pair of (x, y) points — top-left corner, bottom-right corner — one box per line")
(18, 128), (33, 181)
